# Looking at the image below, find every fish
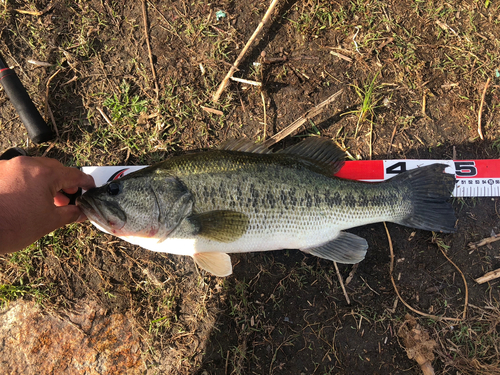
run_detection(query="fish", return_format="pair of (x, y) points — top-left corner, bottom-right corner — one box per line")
(76, 137), (457, 277)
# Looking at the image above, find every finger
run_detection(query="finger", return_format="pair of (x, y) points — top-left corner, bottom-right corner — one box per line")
(56, 168), (96, 192)
(54, 192), (70, 206)
(62, 186), (79, 195)
(29, 157), (96, 191)
(53, 205), (84, 227)
(76, 213), (88, 222)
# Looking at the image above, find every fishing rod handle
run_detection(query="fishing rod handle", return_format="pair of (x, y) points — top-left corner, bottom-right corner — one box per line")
(0, 67), (54, 143)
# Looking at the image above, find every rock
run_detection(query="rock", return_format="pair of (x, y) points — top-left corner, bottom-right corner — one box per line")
(0, 299), (145, 374)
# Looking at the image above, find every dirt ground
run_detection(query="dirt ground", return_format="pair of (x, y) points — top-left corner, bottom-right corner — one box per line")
(1, 1), (500, 374)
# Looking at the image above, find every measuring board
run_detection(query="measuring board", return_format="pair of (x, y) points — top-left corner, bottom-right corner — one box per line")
(82, 159), (500, 198)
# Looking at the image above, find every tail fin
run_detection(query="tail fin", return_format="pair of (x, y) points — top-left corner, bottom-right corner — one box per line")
(391, 164), (457, 233)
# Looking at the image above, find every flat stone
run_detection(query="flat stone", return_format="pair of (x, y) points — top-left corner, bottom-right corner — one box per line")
(0, 299), (145, 374)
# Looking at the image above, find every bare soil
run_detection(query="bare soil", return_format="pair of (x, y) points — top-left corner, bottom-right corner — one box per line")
(1, 1), (500, 374)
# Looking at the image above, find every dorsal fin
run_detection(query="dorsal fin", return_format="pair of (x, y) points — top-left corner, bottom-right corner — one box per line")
(218, 139), (272, 154)
(279, 137), (345, 174)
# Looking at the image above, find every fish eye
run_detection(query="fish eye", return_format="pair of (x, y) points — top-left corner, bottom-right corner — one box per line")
(107, 182), (120, 196)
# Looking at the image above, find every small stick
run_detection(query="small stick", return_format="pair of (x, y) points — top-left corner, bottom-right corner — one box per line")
(47, 104), (59, 138)
(384, 223), (461, 322)
(15, 1), (54, 16)
(142, 0), (159, 99)
(230, 76), (262, 86)
(236, 88), (246, 113)
(44, 68), (61, 122)
(212, 0), (280, 103)
(41, 142), (56, 157)
(369, 120), (373, 160)
(329, 51), (352, 62)
(201, 106), (223, 116)
(477, 77), (491, 140)
(345, 263), (359, 286)
(468, 234), (500, 249)
(334, 261), (350, 305)
(27, 60), (54, 67)
(377, 37), (394, 51)
(474, 268), (500, 284)
(360, 276), (380, 295)
(387, 122), (398, 155)
(436, 243), (468, 320)
(265, 89), (343, 146)
(422, 92), (427, 117)
(97, 107), (113, 126)
(261, 92), (267, 140)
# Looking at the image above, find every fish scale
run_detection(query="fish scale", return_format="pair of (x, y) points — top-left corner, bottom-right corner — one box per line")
(148, 151), (416, 253)
(77, 137), (456, 277)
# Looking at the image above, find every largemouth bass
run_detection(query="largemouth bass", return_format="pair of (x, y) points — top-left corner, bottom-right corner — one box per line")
(77, 138), (456, 277)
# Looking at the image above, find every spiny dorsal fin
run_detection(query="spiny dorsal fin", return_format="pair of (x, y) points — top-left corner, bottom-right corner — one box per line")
(279, 137), (345, 174)
(193, 252), (233, 276)
(301, 231), (367, 264)
(218, 139), (272, 154)
(190, 210), (249, 243)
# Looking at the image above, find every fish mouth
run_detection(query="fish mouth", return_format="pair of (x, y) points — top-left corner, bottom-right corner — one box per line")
(76, 195), (126, 233)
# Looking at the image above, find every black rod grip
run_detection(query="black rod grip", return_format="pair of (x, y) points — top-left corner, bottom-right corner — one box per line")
(0, 67), (54, 143)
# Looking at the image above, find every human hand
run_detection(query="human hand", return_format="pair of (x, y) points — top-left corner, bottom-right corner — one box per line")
(0, 156), (95, 254)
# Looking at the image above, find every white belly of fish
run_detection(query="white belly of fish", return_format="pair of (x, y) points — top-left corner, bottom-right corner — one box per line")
(93, 205), (396, 256)
(114, 226), (340, 256)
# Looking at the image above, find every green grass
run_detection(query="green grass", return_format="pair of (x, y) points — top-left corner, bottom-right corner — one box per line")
(0, 282), (49, 307)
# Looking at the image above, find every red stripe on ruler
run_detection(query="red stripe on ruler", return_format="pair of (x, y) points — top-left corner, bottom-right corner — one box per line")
(462, 159), (500, 178)
(334, 160), (384, 180)
(335, 159), (500, 181)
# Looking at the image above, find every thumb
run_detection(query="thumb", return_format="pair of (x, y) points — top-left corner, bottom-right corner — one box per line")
(53, 205), (84, 227)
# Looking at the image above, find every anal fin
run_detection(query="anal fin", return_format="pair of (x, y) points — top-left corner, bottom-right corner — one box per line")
(301, 231), (368, 264)
(193, 252), (233, 277)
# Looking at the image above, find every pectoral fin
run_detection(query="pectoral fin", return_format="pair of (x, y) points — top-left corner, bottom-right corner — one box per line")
(190, 210), (249, 243)
(301, 231), (368, 264)
(193, 252), (233, 277)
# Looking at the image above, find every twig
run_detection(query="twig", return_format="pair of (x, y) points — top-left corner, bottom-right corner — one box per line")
(369, 120), (373, 160)
(27, 60), (54, 67)
(377, 37), (394, 51)
(474, 268), (500, 284)
(212, 0), (280, 103)
(236, 88), (246, 113)
(387, 122), (398, 155)
(265, 89), (343, 146)
(330, 51), (352, 62)
(469, 234), (500, 249)
(436, 243), (468, 320)
(360, 276), (380, 295)
(422, 92), (427, 117)
(97, 107), (113, 126)
(47, 104), (59, 138)
(334, 261), (350, 305)
(261, 92), (267, 140)
(41, 142), (56, 157)
(44, 68), (61, 122)
(345, 263), (359, 286)
(15, 1), (54, 16)
(478, 77), (491, 140)
(141, 0), (159, 99)
(384, 223), (461, 322)
(230, 76), (262, 86)
(200, 106), (224, 116)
